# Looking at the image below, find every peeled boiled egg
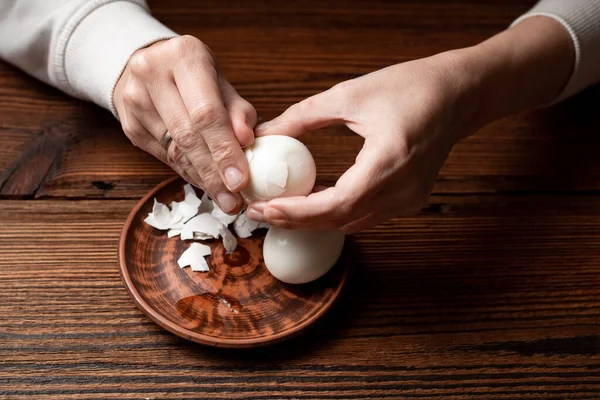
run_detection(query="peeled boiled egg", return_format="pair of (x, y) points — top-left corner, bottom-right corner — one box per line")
(263, 227), (345, 284)
(241, 135), (316, 203)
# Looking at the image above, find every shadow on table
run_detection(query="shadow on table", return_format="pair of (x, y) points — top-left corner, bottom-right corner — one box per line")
(510, 84), (600, 192)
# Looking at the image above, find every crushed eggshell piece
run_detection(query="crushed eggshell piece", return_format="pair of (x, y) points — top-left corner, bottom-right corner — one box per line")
(233, 211), (260, 238)
(144, 198), (185, 230)
(265, 161), (288, 197)
(152, 199), (171, 225)
(169, 201), (184, 222)
(181, 213), (223, 240)
(219, 226), (238, 253)
(183, 184), (202, 207)
(258, 222), (271, 230)
(144, 183), (273, 274)
(211, 205), (238, 226)
(167, 229), (181, 238)
(176, 200), (199, 219)
(177, 243), (211, 272)
(197, 192), (215, 215)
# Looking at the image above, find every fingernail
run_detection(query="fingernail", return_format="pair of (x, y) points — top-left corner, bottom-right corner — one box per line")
(264, 206), (287, 221)
(246, 207), (265, 222)
(224, 167), (244, 191)
(217, 192), (238, 213)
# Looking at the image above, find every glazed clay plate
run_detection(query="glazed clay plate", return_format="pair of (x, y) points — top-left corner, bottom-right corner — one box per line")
(119, 177), (349, 348)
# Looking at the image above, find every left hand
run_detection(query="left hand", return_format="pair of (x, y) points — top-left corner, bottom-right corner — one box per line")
(246, 51), (477, 233)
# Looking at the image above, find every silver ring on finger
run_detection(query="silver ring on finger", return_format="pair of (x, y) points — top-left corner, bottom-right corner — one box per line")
(161, 131), (173, 150)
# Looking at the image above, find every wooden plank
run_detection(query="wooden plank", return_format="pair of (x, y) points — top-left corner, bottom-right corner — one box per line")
(0, 196), (599, 398)
(6, 1), (599, 199)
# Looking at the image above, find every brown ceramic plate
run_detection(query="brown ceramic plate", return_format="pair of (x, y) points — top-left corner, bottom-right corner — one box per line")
(118, 177), (349, 348)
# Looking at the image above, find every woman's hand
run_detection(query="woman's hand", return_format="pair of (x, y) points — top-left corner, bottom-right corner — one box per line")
(113, 35), (256, 214)
(247, 16), (574, 233)
(247, 51), (473, 233)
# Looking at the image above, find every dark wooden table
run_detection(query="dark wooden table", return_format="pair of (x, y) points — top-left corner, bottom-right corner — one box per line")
(2, 1), (600, 398)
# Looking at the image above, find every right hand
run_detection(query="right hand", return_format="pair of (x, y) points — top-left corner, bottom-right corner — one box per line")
(113, 35), (257, 214)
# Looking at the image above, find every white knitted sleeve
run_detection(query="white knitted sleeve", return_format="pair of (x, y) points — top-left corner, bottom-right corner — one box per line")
(512, 0), (600, 102)
(0, 0), (178, 115)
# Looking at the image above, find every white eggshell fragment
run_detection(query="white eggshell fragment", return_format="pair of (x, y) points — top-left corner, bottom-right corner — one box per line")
(233, 211), (260, 238)
(211, 205), (238, 226)
(265, 160), (288, 197)
(218, 226), (238, 253)
(183, 184), (201, 207)
(176, 201), (199, 219)
(197, 192), (214, 215)
(144, 199), (185, 230)
(180, 213), (223, 240)
(177, 243), (212, 272)
(257, 222), (271, 230)
(263, 227), (345, 284)
(167, 229), (181, 238)
(241, 136), (316, 203)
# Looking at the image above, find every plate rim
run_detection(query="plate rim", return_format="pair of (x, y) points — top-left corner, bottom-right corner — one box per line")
(118, 176), (348, 348)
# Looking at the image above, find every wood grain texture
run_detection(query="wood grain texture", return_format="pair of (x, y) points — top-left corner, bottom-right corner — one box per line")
(120, 178), (348, 347)
(1, 196), (600, 398)
(1, 0), (600, 398)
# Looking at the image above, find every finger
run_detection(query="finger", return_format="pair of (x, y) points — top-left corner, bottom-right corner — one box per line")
(261, 139), (388, 227)
(144, 84), (243, 213)
(247, 184), (345, 225)
(122, 78), (171, 140)
(255, 83), (347, 138)
(220, 78), (256, 147)
(124, 113), (204, 189)
(121, 83), (206, 189)
(167, 135), (243, 214)
(145, 79), (211, 172)
(199, 167), (244, 214)
(173, 55), (249, 192)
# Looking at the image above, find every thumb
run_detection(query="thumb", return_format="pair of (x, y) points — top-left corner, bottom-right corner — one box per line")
(256, 85), (347, 137)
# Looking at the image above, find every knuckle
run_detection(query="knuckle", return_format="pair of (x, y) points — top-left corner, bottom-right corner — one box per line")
(288, 96), (317, 117)
(170, 35), (203, 56)
(129, 52), (153, 76)
(122, 84), (145, 108)
(200, 169), (225, 192)
(167, 143), (185, 165)
(211, 144), (238, 166)
(288, 100), (306, 115)
(174, 127), (199, 151)
(331, 80), (352, 96)
(196, 49), (216, 70)
(190, 104), (221, 129)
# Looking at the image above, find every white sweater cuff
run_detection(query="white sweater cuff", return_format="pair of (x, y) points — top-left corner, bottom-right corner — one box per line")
(511, 0), (600, 103)
(60, 0), (178, 116)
